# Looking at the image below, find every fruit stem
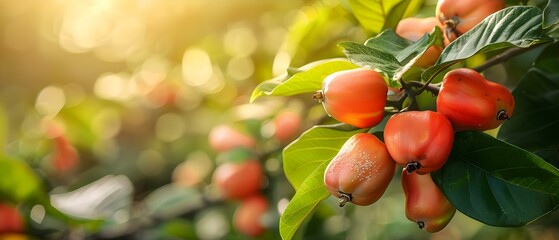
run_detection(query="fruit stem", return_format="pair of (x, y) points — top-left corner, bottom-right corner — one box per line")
(399, 79), (419, 112)
(407, 81), (440, 96)
(443, 16), (461, 41)
(338, 192), (352, 207)
(312, 90), (324, 103)
(497, 110), (509, 120)
(404, 162), (421, 173)
(417, 221), (425, 229)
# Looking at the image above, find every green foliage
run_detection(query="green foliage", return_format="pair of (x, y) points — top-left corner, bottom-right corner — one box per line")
(498, 43), (559, 153)
(0, 155), (43, 203)
(432, 131), (559, 226)
(250, 59), (358, 102)
(348, 0), (424, 34)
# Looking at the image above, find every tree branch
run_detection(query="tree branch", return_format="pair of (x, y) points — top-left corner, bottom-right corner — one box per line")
(473, 47), (534, 73)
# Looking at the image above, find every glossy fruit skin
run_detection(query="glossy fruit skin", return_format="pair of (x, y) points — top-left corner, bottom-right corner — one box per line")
(384, 111), (454, 174)
(212, 160), (263, 200)
(436, 0), (505, 43)
(273, 110), (302, 143)
(324, 133), (395, 207)
(0, 203), (24, 233)
(208, 125), (256, 152)
(318, 68), (388, 128)
(395, 17), (443, 68)
(233, 194), (268, 237)
(436, 68), (514, 131)
(402, 172), (456, 233)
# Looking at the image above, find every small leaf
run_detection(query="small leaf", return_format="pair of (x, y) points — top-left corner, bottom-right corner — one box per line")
(250, 59), (357, 102)
(432, 132), (559, 227)
(338, 41), (402, 87)
(348, 0), (422, 34)
(423, 6), (550, 81)
(283, 124), (366, 190)
(342, 27), (443, 86)
(279, 160), (330, 240)
(543, 0), (559, 29)
(0, 155), (43, 203)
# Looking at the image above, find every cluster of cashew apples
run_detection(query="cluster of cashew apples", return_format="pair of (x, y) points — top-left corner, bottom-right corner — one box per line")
(318, 0), (514, 230)
(207, 109), (303, 237)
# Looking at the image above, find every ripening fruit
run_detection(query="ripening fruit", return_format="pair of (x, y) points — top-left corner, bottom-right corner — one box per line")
(324, 133), (395, 207)
(233, 194), (268, 237)
(208, 125), (256, 152)
(395, 17), (443, 68)
(436, 68), (514, 131)
(212, 159), (263, 200)
(436, 0), (505, 43)
(402, 172), (456, 233)
(273, 110), (302, 143)
(0, 203), (24, 234)
(51, 134), (79, 173)
(314, 68), (388, 128)
(384, 111), (454, 174)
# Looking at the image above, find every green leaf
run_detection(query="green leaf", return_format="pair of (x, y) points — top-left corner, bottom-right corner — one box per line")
(0, 155), (43, 203)
(338, 41), (402, 87)
(498, 42), (559, 166)
(250, 59), (357, 102)
(497, 69), (559, 151)
(283, 124), (366, 190)
(543, 0), (559, 29)
(348, 0), (422, 34)
(279, 160), (330, 240)
(423, 6), (549, 81)
(432, 132), (559, 227)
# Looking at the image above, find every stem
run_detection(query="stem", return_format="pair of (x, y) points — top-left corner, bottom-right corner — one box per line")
(473, 47), (535, 73)
(407, 81), (441, 96)
(398, 79), (419, 112)
(338, 192), (352, 207)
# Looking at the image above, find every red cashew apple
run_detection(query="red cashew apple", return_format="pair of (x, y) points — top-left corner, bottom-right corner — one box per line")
(384, 111), (454, 174)
(212, 159), (263, 200)
(273, 110), (302, 143)
(402, 172), (456, 233)
(233, 194), (268, 237)
(436, 68), (514, 131)
(208, 125), (256, 152)
(314, 68), (388, 128)
(0, 203), (24, 233)
(324, 133), (395, 207)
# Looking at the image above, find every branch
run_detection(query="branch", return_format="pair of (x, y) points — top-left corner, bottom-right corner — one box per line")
(473, 47), (534, 73)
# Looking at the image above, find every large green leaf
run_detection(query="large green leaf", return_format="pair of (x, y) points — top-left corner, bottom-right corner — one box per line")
(250, 59), (357, 102)
(423, 6), (549, 81)
(497, 69), (559, 150)
(432, 132), (559, 227)
(543, 0), (559, 29)
(283, 124), (366, 190)
(348, 0), (423, 34)
(0, 155), (43, 203)
(279, 160), (330, 240)
(498, 42), (559, 166)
